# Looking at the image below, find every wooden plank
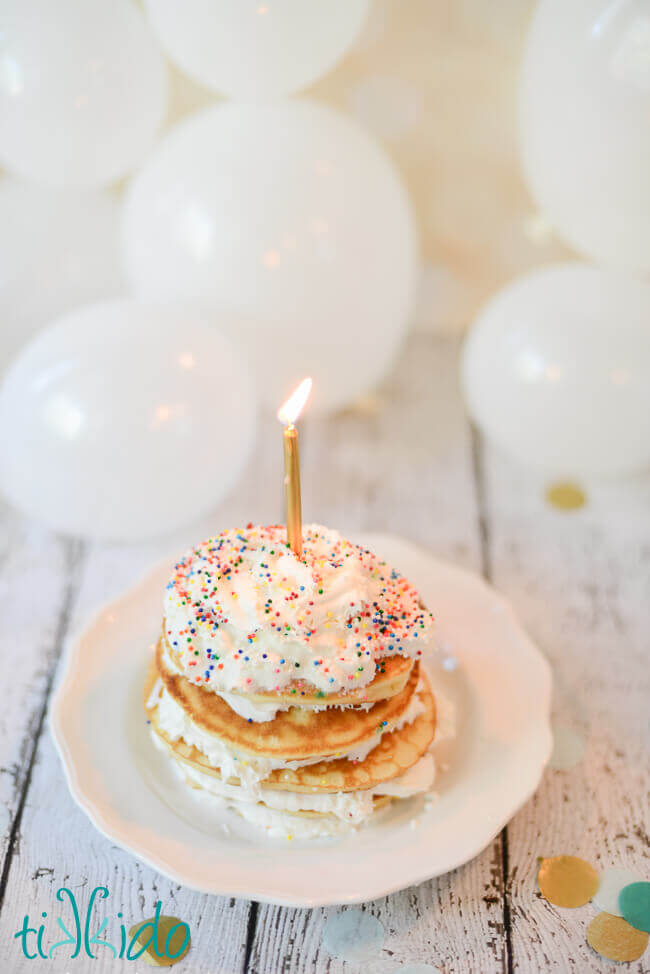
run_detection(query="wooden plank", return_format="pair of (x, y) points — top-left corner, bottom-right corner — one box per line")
(251, 336), (508, 973)
(0, 506), (84, 885)
(479, 444), (650, 973)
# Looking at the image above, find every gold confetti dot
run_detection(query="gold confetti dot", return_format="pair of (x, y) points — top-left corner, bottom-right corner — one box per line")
(538, 855), (599, 907)
(128, 915), (191, 967)
(545, 482), (586, 510)
(586, 912), (649, 963)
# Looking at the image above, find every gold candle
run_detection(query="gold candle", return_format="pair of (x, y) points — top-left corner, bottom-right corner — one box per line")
(277, 378), (312, 557)
(282, 424), (302, 555)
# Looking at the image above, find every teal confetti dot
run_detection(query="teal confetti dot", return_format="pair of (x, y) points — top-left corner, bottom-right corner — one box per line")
(619, 881), (650, 934)
(322, 909), (384, 960)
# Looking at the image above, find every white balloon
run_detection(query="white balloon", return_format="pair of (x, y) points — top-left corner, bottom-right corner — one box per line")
(143, 0), (369, 98)
(460, 264), (650, 479)
(519, 0), (650, 275)
(0, 300), (257, 540)
(0, 179), (125, 371)
(121, 100), (416, 414)
(0, 0), (166, 188)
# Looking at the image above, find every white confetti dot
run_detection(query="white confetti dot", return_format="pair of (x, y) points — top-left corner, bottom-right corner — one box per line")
(593, 867), (642, 917)
(322, 909), (384, 960)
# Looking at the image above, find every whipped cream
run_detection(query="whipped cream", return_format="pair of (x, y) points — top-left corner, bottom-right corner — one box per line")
(182, 764), (376, 824)
(147, 675), (427, 792)
(167, 743), (436, 837)
(189, 785), (356, 839)
(216, 691), (283, 723)
(163, 524), (433, 694)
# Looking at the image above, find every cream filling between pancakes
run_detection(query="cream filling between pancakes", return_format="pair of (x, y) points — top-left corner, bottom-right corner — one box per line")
(146, 676), (427, 792)
(181, 753), (436, 820)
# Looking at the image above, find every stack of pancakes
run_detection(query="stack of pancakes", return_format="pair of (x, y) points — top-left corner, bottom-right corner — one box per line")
(144, 524), (439, 838)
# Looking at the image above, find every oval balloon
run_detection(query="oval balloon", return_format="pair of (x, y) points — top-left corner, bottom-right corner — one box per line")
(461, 264), (650, 478)
(0, 300), (257, 540)
(143, 0), (369, 98)
(519, 0), (650, 274)
(121, 100), (417, 414)
(0, 0), (166, 187)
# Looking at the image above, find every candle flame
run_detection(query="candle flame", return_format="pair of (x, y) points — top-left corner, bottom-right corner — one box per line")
(277, 377), (312, 426)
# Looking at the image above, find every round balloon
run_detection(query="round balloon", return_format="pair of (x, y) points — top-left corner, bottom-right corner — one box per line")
(519, 0), (650, 274)
(0, 0), (166, 188)
(460, 264), (650, 479)
(143, 0), (369, 98)
(0, 300), (257, 540)
(121, 100), (416, 413)
(0, 179), (125, 372)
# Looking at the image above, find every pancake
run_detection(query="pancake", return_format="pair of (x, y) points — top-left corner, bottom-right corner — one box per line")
(161, 629), (413, 705)
(153, 640), (420, 760)
(145, 662), (436, 794)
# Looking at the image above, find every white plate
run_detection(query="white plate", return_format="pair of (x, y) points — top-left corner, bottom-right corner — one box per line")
(50, 534), (552, 907)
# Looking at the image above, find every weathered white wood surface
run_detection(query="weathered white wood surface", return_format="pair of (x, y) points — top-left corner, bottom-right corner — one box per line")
(481, 451), (650, 973)
(0, 334), (648, 973)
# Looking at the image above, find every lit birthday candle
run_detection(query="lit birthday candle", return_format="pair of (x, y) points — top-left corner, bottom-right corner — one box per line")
(277, 377), (312, 557)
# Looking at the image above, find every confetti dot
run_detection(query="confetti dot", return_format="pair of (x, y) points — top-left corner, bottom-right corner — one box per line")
(619, 882), (650, 934)
(586, 912), (649, 963)
(322, 909), (384, 961)
(128, 915), (191, 967)
(548, 724), (585, 771)
(593, 868), (641, 917)
(538, 855), (599, 908)
(545, 482), (586, 510)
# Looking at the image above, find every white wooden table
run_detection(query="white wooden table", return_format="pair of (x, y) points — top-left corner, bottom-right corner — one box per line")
(0, 335), (648, 973)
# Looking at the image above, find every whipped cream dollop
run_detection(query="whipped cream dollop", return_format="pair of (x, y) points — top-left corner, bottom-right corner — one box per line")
(164, 524), (433, 694)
